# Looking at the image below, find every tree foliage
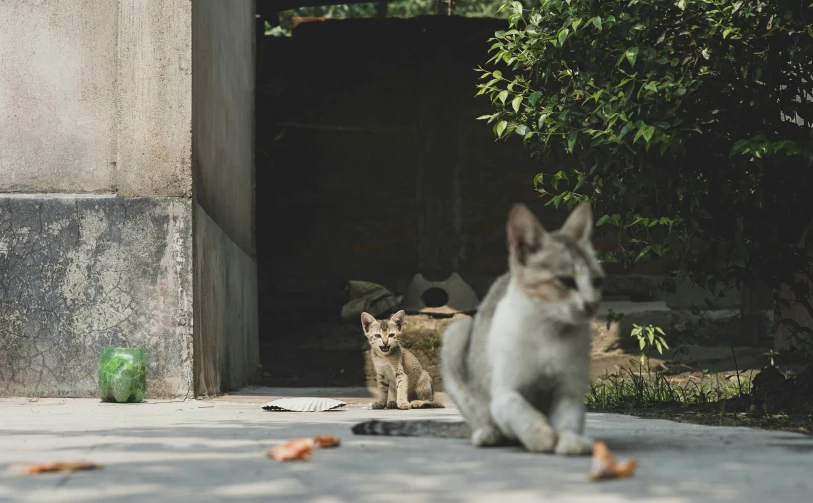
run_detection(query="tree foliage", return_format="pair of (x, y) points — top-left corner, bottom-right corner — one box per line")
(478, 0), (813, 350)
(268, 0), (530, 35)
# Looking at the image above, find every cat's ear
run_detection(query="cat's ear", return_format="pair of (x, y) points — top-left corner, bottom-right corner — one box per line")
(361, 312), (376, 332)
(389, 310), (405, 331)
(561, 202), (593, 243)
(507, 203), (545, 265)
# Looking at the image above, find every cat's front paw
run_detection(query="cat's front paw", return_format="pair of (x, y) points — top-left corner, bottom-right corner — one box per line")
(472, 425), (502, 447)
(521, 422), (556, 453)
(386, 401), (398, 409)
(371, 402), (386, 410)
(554, 431), (593, 456)
(396, 401), (411, 410)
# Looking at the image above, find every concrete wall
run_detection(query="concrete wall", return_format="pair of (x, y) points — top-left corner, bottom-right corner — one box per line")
(0, 195), (193, 397)
(0, 2), (118, 193)
(0, 0), (195, 397)
(0, 0), (192, 196)
(0, 0), (258, 397)
(192, 0), (259, 396)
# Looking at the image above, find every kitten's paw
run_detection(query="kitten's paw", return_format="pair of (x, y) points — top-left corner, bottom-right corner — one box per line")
(554, 431), (593, 456)
(396, 401), (411, 410)
(371, 402), (386, 410)
(522, 423), (556, 453)
(409, 400), (433, 409)
(386, 401), (398, 409)
(471, 425), (502, 447)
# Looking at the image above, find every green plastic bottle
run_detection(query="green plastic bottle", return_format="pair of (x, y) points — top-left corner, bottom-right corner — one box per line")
(98, 347), (146, 403)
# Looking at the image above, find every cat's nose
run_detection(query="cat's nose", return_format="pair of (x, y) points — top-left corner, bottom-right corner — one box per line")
(584, 301), (599, 316)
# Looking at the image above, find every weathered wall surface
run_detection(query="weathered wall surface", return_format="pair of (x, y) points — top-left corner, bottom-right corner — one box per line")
(0, 195), (193, 397)
(0, 1), (117, 193)
(192, 0), (259, 395)
(192, 0), (256, 256)
(0, 1), (200, 397)
(193, 204), (258, 395)
(116, 0), (193, 197)
(0, 0), (191, 197)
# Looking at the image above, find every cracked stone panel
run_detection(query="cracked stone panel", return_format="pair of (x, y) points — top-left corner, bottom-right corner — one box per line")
(0, 195), (193, 398)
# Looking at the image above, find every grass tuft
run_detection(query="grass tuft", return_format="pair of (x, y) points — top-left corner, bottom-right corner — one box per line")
(586, 362), (753, 410)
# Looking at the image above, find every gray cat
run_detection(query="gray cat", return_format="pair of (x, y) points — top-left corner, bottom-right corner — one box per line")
(352, 202), (603, 456)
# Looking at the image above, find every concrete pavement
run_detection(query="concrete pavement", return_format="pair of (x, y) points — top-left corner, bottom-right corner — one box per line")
(0, 388), (811, 503)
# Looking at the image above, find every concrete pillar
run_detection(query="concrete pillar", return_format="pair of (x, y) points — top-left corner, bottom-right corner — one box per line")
(0, 0), (257, 397)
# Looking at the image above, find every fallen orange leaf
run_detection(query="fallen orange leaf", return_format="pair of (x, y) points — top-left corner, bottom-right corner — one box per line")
(23, 461), (102, 475)
(589, 441), (639, 481)
(268, 438), (313, 462)
(312, 435), (341, 448)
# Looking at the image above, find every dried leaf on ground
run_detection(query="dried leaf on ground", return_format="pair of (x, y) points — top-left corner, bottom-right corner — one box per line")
(23, 461), (102, 475)
(589, 442), (639, 481)
(267, 438), (314, 462)
(312, 435), (341, 448)
(267, 435), (342, 462)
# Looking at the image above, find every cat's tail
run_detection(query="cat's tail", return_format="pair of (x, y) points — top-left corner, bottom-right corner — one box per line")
(440, 317), (491, 427)
(351, 419), (470, 438)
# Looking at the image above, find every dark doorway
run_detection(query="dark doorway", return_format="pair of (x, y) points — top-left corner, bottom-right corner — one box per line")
(254, 14), (547, 386)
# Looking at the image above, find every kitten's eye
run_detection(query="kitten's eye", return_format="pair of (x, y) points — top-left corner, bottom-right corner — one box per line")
(592, 276), (605, 289)
(557, 276), (577, 289)
(375, 334), (381, 338)
(389, 334), (396, 338)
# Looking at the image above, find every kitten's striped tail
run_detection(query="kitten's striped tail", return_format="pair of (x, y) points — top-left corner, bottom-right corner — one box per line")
(351, 419), (470, 438)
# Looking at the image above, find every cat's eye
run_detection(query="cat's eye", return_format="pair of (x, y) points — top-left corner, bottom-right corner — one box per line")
(592, 276), (605, 289)
(557, 276), (578, 289)
(374, 334), (381, 338)
(389, 334), (396, 338)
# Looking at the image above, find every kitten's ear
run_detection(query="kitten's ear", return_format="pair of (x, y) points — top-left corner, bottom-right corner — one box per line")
(507, 203), (545, 265)
(560, 202), (593, 243)
(361, 312), (376, 332)
(390, 310), (405, 331)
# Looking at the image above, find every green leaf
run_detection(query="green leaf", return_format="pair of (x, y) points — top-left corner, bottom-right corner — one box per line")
(567, 131), (578, 152)
(511, 95), (523, 112)
(625, 47), (639, 67)
(730, 139), (750, 156)
(515, 124), (529, 135)
(528, 91), (542, 107)
(641, 125), (655, 142)
(558, 28), (569, 46)
(722, 28), (732, 39)
(475, 114), (493, 121)
(496, 121), (507, 137)
(596, 215), (611, 226)
(498, 90), (509, 104)
(636, 245), (652, 261)
(589, 16), (602, 31)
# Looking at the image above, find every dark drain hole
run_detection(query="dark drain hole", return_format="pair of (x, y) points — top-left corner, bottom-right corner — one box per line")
(421, 287), (449, 308)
